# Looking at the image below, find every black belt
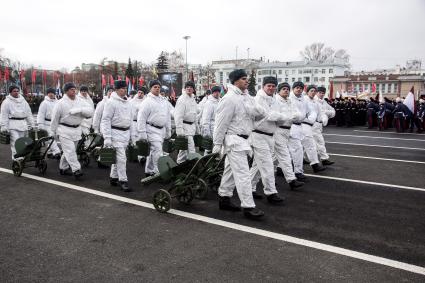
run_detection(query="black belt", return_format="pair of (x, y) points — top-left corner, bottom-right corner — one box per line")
(316, 121), (322, 124)
(148, 123), (163, 129)
(292, 122), (301, 125)
(112, 125), (130, 131)
(253, 129), (273, 137)
(237, 134), (249, 140)
(45, 118), (51, 121)
(133, 120), (137, 122)
(10, 117), (25, 120)
(183, 120), (194, 125)
(302, 122), (313, 126)
(60, 122), (79, 128)
(279, 125), (291, 130)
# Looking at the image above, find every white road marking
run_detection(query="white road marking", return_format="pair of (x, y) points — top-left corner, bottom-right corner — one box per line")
(353, 130), (425, 136)
(304, 174), (425, 192)
(328, 153), (425, 164)
(0, 168), (424, 275)
(326, 141), (425, 151)
(324, 133), (425, 142)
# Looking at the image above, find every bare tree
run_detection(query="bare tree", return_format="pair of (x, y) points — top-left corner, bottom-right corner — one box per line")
(300, 42), (350, 64)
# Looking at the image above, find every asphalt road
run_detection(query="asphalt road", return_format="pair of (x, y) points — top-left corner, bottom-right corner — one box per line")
(0, 125), (424, 282)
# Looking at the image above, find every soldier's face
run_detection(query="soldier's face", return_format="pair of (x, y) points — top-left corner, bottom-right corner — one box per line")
(151, 85), (160, 95)
(212, 91), (220, 99)
(307, 88), (316, 99)
(80, 90), (88, 96)
(137, 91), (144, 98)
(234, 76), (248, 91)
(116, 87), (127, 97)
(10, 89), (19, 98)
(293, 86), (303, 95)
(317, 91), (325, 99)
(48, 92), (55, 99)
(279, 87), (290, 98)
(185, 86), (194, 95)
(107, 89), (114, 97)
(263, 83), (276, 96)
(66, 88), (77, 99)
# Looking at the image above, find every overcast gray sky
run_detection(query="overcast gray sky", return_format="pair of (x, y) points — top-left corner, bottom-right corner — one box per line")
(1, 0), (424, 71)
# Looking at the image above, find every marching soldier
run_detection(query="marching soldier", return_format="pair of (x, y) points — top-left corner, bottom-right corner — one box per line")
(174, 81), (198, 164)
(92, 85), (114, 134)
(213, 69), (267, 219)
(200, 86), (220, 155)
(100, 80), (136, 192)
(50, 82), (93, 178)
(0, 85), (34, 159)
(137, 80), (172, 176)
(130, 86), (147, 162)
(274, 82), (305, 190)
(250, 77), (292, 202)
(37, 87), (61, 159)
(77, 85), (94, 135)
(313, 86), (335, 165)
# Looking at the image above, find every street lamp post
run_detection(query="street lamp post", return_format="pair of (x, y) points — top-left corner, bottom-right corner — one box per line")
(183, 35), (191, 81)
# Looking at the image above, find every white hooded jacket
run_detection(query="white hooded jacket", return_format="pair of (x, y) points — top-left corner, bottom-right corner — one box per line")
(92, 96), (108, 133)
(200, 95), (219, 137)
(252, 89), (293, 134)
(37, 96), (57, 130)
(275, 94), (303, 128)
(174, 92), (198, 136)
(213, 84), (266, 151)
(77, 92), (94, 130)
(50, 94), (94, 141)
(315, 96), (335, 126)
(137, 93), (172, 142)
(303, 95), (319, 125)
(100, 92), (136, 147)
(0, 94), (34, 131)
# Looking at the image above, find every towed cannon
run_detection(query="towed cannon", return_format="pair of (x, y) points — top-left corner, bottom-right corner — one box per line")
(11, 129), (54, 176)
(141, 151), (225, 213)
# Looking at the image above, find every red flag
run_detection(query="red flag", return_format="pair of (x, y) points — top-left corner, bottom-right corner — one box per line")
(0, 69), (2, 81)
(31, 69), (37, 84)
(5, 68), (9, 81)
(303, 84), (307, 92)
(132, 78), (135, 86)
(101, 74), (106, 87)
(329, 81), (334, 99)
(372, 83), (376, 93)
(139, 76), (144, 86)
(118, 75), (121, 80)
(42, 70), (47, 83)
(109, 75), (114, 85)
(125, 76), (129, 85)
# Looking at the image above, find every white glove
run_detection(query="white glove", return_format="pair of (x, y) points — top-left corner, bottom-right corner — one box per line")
(69, 108), (81, 115)
(292, 111), (303, 122)
(212, 144), (222, 155)
(93, 127), (99, 134)
(104, 139), (112, 148)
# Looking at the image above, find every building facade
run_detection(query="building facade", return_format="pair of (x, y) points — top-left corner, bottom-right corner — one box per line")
(331, 74), (425, 99)
(211, 58), (350, 96)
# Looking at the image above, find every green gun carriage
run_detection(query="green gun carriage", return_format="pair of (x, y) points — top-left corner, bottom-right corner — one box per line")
(141, 152), (226, 213)
(76, 133), (104, 167)
(11, 130), (55, 177)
